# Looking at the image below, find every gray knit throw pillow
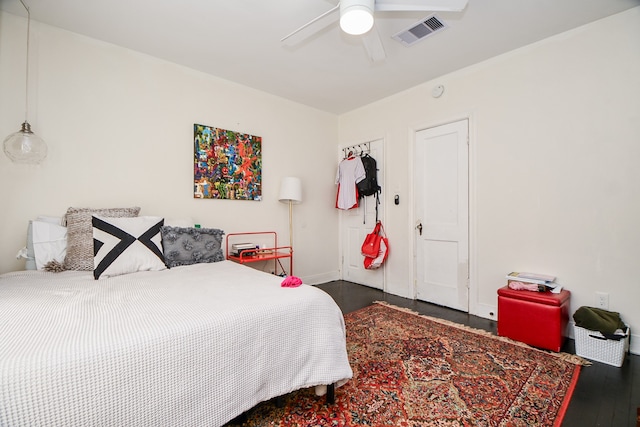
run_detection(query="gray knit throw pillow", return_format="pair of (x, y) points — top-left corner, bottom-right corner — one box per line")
(63, 207), (140, 271)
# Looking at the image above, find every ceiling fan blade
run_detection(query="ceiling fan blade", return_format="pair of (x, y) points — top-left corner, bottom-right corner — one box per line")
(281, 4), (340, 44)
(361, 24), (386, 63)
(374, 0), (468, 12)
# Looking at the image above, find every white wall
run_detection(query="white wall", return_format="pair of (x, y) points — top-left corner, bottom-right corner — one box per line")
(339, 8), (640, 351)
(2, 7), (639, 352)
(0, 11), (340, 284)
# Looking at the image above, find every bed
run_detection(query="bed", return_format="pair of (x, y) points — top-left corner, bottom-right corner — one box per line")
(0, 260), (353, 426)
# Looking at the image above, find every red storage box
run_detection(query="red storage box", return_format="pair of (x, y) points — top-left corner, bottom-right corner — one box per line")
(497, 286), (571, 352)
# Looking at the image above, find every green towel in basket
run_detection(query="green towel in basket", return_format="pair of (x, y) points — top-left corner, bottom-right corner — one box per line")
(573, 306), (626, 335)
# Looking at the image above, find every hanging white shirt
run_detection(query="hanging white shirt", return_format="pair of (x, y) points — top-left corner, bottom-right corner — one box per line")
(335, 157), (366, 210)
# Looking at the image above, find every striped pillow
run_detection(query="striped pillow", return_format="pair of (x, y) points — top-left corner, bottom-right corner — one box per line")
(92, 215), (165, 279)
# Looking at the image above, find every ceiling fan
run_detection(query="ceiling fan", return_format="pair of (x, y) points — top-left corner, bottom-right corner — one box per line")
(281, 0), (469, 63)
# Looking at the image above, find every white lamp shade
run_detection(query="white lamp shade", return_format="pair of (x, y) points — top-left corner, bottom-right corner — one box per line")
(279, 177), (302, 203)
(340, 0), (374, 35)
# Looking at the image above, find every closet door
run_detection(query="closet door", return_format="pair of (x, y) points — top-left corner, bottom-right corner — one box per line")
(340, 139), (384, 290)
(414, 119), (469, 311)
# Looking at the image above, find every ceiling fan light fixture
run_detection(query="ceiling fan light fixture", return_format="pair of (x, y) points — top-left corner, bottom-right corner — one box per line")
(340, 0), (374, 35)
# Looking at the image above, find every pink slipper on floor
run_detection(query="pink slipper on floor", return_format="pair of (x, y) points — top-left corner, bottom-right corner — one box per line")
(281, 276), (302, 288)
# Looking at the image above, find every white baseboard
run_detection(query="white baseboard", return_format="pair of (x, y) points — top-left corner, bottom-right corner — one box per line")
(310, 280), (640, 357)
(304, 270), (340, 286)
(472, 303), (498, 323)
(628, 334), (638, 356)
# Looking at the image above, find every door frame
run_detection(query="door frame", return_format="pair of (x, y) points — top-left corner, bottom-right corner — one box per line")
(409, 114), (479, 316)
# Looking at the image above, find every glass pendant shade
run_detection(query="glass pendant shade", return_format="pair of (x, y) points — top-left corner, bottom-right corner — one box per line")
(3, 121), (47, 164)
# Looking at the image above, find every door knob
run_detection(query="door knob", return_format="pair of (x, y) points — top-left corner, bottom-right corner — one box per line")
(416, 223), (423, 236)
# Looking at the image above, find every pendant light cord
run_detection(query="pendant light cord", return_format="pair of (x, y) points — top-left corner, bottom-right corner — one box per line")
(19, 0), (30, 124)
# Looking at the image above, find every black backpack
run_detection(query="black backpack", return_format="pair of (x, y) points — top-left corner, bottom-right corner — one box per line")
(357, 154), (381, 198)
(357, 154), (381, 222)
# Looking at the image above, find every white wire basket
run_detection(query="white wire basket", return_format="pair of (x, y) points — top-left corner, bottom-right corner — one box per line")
(574, 325), (629, 367)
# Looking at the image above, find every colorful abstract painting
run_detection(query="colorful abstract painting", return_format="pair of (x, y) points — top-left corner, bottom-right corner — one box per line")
(193, 123), (262, 200)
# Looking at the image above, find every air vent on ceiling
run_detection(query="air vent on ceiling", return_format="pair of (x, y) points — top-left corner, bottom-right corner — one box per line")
(392, 15), (448, 47)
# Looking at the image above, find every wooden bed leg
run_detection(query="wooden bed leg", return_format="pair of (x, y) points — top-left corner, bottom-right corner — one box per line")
(326, 383), (335, 404)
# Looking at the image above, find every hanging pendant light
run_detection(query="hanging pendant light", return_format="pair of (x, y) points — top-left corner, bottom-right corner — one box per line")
(3, 0), (47, 165)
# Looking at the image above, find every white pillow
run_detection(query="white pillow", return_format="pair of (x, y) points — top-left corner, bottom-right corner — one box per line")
(24, 221), (36, 270)
(32, 220), (67, 269)
(23, 219), (67, 270)
(92, 215), (166, 279)
(36, 215), (63, 225)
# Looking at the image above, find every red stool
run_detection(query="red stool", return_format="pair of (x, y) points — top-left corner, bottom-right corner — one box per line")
(497, 286), (571, 352)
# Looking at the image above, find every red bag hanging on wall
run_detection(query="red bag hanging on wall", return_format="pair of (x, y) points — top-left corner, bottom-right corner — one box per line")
(363, 222), (389, 270)
(361, 222), (382, 258)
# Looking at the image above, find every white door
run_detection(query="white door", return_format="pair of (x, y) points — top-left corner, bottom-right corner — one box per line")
(414, 120), (469, 311)
(340, 139), (384, 289)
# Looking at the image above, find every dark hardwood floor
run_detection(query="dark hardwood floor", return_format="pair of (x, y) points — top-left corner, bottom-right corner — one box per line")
(316, 280), (640, 427)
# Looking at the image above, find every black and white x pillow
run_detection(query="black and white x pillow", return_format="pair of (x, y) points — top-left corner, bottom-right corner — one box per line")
(92, 215), (166, 279)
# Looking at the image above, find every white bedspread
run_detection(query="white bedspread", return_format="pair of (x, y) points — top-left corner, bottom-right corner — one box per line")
(0, 261), (352, 426)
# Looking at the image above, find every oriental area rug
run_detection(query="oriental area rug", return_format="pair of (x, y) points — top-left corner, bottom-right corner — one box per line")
(236, 301), (587, 427)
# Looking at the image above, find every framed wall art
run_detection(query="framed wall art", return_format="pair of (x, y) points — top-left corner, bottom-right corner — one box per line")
(194, 123), (262, 200)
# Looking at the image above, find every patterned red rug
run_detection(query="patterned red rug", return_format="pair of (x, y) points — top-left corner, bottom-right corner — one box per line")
(238, 301), (586, 426)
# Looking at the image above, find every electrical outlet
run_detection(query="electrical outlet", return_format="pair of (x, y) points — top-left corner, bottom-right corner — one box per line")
(595, 292), (609, 310)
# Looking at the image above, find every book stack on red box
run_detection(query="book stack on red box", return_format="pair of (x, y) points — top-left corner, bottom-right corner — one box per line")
(506, 271), (561, 293)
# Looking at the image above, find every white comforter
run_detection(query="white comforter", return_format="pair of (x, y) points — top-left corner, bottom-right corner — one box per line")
(0, 261), (352, 426)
